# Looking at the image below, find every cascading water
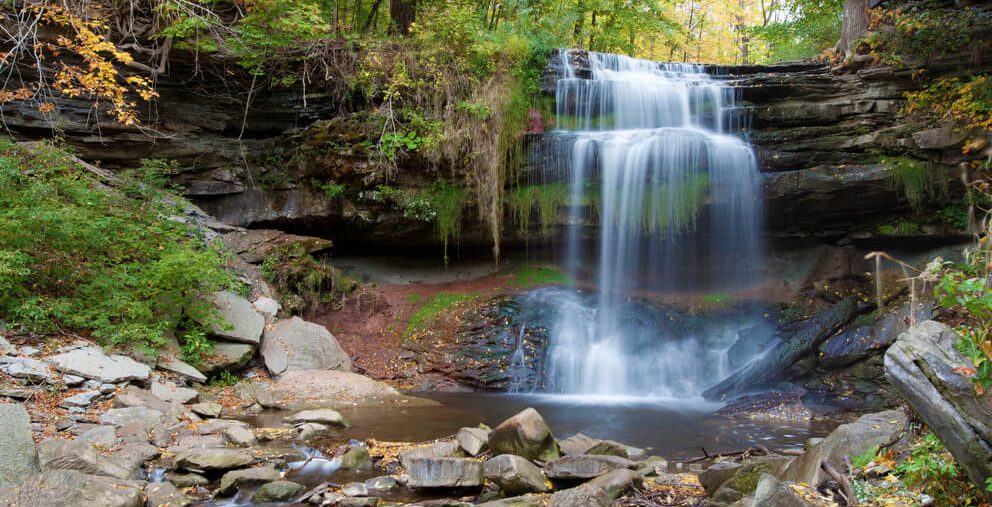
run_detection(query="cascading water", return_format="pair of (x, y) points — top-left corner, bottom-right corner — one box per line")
(535, 50), (764, 398)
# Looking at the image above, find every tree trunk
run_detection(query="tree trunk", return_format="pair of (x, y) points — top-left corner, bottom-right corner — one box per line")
(838, 0), (869, 59)
(389, 0), (416, 35)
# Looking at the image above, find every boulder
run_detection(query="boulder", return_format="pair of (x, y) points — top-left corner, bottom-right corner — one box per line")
(38, 439), (130, 479)
(199, 341), (255, 375)
(341, 443), (373, 470)
(548, 469), (641, 507)
(175, 448), (255, 471)
(145, 481), (191, 507)
(165, 471), (209, 487)
(190, 401), (223, 418)
(818, 300), (930, 368)
(700, 461), (744, 495)
(364, 476), (398, 492)
(544, 455), (636, 479)
(399, 441), (462, 470)
(223, 425), (257, 447)
(77, 425), (119, 448)
(150, 381), (198, 404)
(218, 465), (281, 495)
(201, 291), (264, 344)
(488, 408), (559, 462)
(109, 440), (159, 477)
(155, 355), (207, 384)
(912, 126), (967, 150)
(222, 228), (332, 264)
(484, 454), (551, 495)
(781, 409), (908, 486)
(61, 390), (102, 408)
(406, 457), (485, 488)
(261, 317), (351, 377)
(0, 469), (144, 507)
(47, 347), (151, 383)
(296, 422), (330, 440)
(283, 408), (348, 426)
(558, 433), (599, 456)
(2, 356), (56, 382)
(457, 427), (490, 456)
(252, 480), (305, 503)
(752, 474), (827, 507)
(885, 320), (992, 491)
(708, 455), (794, 505)
(254, 369), (434, 410)
(0, 403), (39, 487)
(586, 440), (646, 461)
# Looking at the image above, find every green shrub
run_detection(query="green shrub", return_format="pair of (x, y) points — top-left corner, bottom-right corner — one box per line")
(0, 140), (234, 359)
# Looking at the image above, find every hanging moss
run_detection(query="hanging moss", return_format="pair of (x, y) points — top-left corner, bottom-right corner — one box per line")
(883, 155), (928, 209)
(430, 181), (468, 266)
(509, 185), (538, 235)
(535, 182), (569, 233)
(637, 172), (709, 235)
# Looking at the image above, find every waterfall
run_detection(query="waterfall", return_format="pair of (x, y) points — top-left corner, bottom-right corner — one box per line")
(539, 50), (764, 398)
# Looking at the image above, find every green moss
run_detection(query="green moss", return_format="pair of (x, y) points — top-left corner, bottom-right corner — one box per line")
(431, 182), (468, 266)
(640, 172), (709, 234)
(406, 291), (479, 336)
(514, 264), (572, 287)
(877, 221), (922, 236)
(881, 155), (928, 209)
(509, 183), (569, 235)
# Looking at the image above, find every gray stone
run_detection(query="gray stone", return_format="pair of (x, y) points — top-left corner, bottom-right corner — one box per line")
(912, 126), (967, 150)
(884, 320), (992, 491)
(261, 317), (351, 377)
(0, 403), (39, 487)
(406, 457), (484, 488)
(752, 474), (816, 507)
(341, 444), (373, 470)
(218, 465), (281, 495)
(165, 434), (228, 456)
(544, 455), (635, 479)
(252, 480), (305, 503)
(457, 427), (489, 456)
(338, 498), (380, 507)
(0, 469), (144, 507)
(47, 347), (151, 383)
(190, 401), (222, 418)
(145, 481), (191, 507)
(635, 455), (669, 476)
(296, 422), (330, 440)
(63, 374), (86, 386)
(255, 369), (431, 410)
(150, 381), (198, 404)
(100, 407), (165, 429)
(201, 291), (264, 344)
(364, 476), (398, 492)
(548, 469), (641, 507)
(200, 341), (255, 375)
(488, 408), (559, 462)
(700, 461), (743, 494)
(194, 418), (249, 435)
(484, 454), (550, 495)
(62, 390), (102, 408)
(478, 494), (550, 507)
(586, 440), (646, 461)
(19, 346), (40, 356)
(38, 439), (131, 479)
(77, 425), (119, 448)
(342, 482), (368, 496)
(253, 297), (281, 320)
(155, 355), (207, 384)
(224, 425), (257, 447)
(710, 455), (795, 505)
(110, 441), (159, 477)
(165, 471), (209, 487)
(175, 448), (255, 471)
(283, 408), (348, 426)
(558, 433), (600, 455)
(399, 441), (461, 470)
(0, 335), (15, 355)
(4, 356), (56, 382)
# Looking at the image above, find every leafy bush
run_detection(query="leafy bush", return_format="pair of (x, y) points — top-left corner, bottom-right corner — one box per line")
(0, 139), (234, 358)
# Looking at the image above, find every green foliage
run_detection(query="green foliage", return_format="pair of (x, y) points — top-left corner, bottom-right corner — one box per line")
(260, 245), (357, 317)
(935, 256), (992, 395)
(852, 445), (879, 469)
(702, 293), (731, 305)
(406, 291), (478, 336)
(939, 201), (970, 230)
(880, 155), (928, 209)
(208, 370), (241, 387)
(750, 0), (842, 62)
(866, 5), (990, 67)
(896, 433), (958, 494)
(0, 139), (233, 359)
(509, 183), (569, 235)
(226, 0), (330, 75)
(905, 75), (992, 132)
(514, 264), (571, 287)
(877, 221), (922, 236)
(310, 179), (346, 199)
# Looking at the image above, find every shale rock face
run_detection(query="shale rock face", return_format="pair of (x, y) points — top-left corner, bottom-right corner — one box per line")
(885, 321), (992, 491)
(0, 403), (39, 487)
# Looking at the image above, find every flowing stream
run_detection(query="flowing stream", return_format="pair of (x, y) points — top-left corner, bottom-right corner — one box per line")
(537, 50), (764, 397)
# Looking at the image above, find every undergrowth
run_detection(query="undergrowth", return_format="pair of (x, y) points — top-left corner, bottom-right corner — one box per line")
(0, 139), (234, 359)
(405, 291), (478, 337)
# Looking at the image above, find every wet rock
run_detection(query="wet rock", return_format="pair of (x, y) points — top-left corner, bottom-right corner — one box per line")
(151, 381), (198, 404)
(145, 481), (191, 507)
(261, 317), (351, 377)
(818, 300), (930, 368)
(406, 457), (485, 488)
(484, 454), (551, 495)
(199, 341), (255, 375)
(165, 471), (209, 487)
(341, 443), (373, 470)
(0, 469), (145, 507)
(47, 347), (151, 383)
(190, 401), (223, 418)
(255, 369), (433, 410)
(284, 408), (348, 426)
(0, 403), (39, 487)
(780, 409), (908, 486)
(544, 455), (636, 480)
(252, 480), (305, 503)
(364, 476), (398, 492)
(884, 320), (992, 491)
(548, 469), (641, 507)
(175, 448), (255, 472)
(62, 390), (102, 408)
(296, 422), (330, 440)
(155, 354), (207, 384)
(478, 494), (551, 507)
(488, 408), (559, 462)
(218, 465), (281, 495)
(558, 433), (599, 456)
(586, 440), (645, 461)
(399, 441), (462, 470)
(200, 291), (264, 345)
(342, 482), (368, 496)
(700, 461), (743, 495)
(100, 407), (165, 430)
(635, 456), (669, 477)
(2, 356), (56, 382)
(457, 427), (490, 456)
(38, 439), (130, 479)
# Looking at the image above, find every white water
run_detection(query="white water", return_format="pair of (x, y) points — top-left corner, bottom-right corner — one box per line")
(542, 50), (764, 398)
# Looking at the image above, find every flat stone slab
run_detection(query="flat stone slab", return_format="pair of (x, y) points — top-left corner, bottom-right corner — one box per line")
(0, 469), (145, 507)
(406, 457), (485, 488)
(255, 369), (438, 410)
(283, 408), (348, 426)
(47, 347), (151, 383)
(201, 291), (264, 344)
(544, 455), (636, 479)
(0, 403), (39, 487)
